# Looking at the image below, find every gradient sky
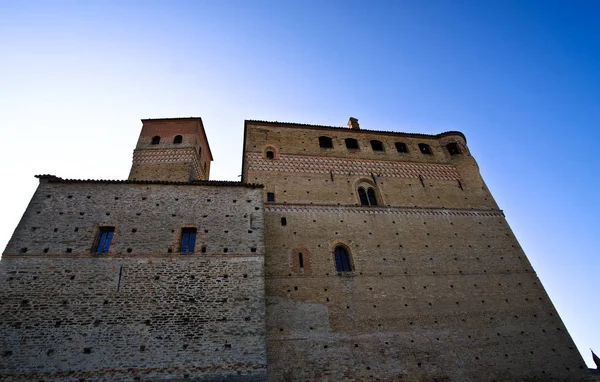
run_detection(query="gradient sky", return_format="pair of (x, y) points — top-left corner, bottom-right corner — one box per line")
(1, 0), (598, 368)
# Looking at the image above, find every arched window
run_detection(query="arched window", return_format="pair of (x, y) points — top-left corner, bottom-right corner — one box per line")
(334, 245), (352, 272)
(395, 142), (408, 153)
(418, 143), (432, 155)
(370, 140), (384, 151)
(358, 186), (378, 206)
(266, 150), (274, 159)
(173, 135), (183, 144)
(447, 142), (461, 155)
(151, 136), (160, 145)
(318, 136), (333, 148)
(345, 138), (359, 149)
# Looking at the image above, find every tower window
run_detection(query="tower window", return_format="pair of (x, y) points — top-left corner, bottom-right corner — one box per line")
(299, 252), (304, 268)
(266, 151), (274, 159)
(281, 217), (287, 226)
(358, 187), (378, 206)
(151, 136), (160, 145)
(173, 135), (183, 144)
(318, 136), (333, 149)
(447, 142), (461, 155)
(94, 227), (114, 254)
(180, 228), (197, 254)
(267, 192), (275, 202)
(334, 245), (353, 272)
(418, 143), (432, 155)
(395, 142), (408, 153)
(345, 138), (359, 149)
(370, 140), (384, 151)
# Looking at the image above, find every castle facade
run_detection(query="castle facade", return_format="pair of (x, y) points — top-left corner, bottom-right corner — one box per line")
(0, 117), (590, 381)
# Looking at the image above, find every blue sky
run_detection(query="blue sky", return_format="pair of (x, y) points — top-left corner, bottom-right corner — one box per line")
(0, 0), (598, 367)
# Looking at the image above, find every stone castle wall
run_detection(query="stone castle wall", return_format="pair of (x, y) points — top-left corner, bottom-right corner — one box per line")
(0, 179), (267, 381)
(243, 121), (588, 381)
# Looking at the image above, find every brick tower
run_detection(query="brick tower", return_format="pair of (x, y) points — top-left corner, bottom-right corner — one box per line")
(128, 117), (213, 182)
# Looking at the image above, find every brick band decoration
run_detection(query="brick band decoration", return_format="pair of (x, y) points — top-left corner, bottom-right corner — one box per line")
(132, 148), (202, 178)
(246, 153), (461, 180)
(264, 203), (505, 217)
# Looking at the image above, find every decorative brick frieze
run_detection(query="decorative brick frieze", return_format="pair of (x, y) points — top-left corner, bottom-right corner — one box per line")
(246, 152), (461, 181)
(264, 203), (504, 217)
(132, 148), (202, 179)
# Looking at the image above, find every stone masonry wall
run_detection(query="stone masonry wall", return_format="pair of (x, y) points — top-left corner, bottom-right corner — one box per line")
(0, 179), (267, 381)
(243, 122), (588, 381)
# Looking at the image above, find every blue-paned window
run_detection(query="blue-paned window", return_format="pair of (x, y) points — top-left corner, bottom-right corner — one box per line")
(334, 245), (352, 272)
(180, 228), (197, 254)
(95, 227), (114, 254)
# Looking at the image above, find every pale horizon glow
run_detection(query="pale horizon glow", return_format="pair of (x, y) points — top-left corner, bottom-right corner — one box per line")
(0, 0), (598, 368)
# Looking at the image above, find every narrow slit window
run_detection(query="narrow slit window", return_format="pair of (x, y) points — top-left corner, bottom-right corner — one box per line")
(395, 142), (408, 153)
(370, 140), (384, 151)
(345, 138), (359, 149)
(95, 227), (114, 254)
(334, 246), (352, 272)
(151, 136), (160, 145)
(281, 217), (287, 226)
(418, 143), (432, 155)
(447, 142), (461, 155)
(173, 135), (183, 144)
(299, 252), (304, 268)
(267, 192), (275, 203)
(180, 228), (197, 254)
(266, 150), (274, 159)
(318, 136), (333, 149)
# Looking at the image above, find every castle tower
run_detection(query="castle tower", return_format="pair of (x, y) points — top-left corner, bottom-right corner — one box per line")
(242, 117), (588, 381)
(128, 117), (213, 182)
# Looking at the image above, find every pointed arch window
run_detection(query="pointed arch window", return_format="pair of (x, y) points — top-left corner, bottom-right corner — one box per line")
(334, 245), (353, 272)
(358, 186), (378, 206)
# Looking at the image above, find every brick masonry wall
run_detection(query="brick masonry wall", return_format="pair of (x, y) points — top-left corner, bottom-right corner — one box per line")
(243, 122), (588, 381)
(0, 180), (267, 381)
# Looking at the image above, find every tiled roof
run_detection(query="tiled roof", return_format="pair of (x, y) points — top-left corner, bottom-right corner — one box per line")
(35, 175), (263, 188)
(244, 120), (467, 142)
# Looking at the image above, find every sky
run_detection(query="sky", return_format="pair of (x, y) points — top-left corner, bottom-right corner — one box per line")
(0, 0), (598, 368)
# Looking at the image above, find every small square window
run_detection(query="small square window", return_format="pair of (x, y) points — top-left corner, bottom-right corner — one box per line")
(418, 143), (432, 155)
(395, 142), (408, 153)
(95, 227), (114, 254)
(267, 192), (275, 203)
(318, 136), (333, 149)
(345, 138), (359, 149)
(447, 142), (461, 155)
(370, 140), (384, 152)
(180, 228), (197, 254)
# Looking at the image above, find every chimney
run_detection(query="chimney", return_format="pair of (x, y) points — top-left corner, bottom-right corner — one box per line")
(348, 117), (360, 130)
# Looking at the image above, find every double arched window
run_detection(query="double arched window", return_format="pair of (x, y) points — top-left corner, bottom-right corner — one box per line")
(334, 245), (353, 272)
(358, 187), (377, 206)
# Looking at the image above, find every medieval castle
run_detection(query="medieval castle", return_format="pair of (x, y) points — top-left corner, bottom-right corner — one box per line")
(0, 117), (593, 381)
